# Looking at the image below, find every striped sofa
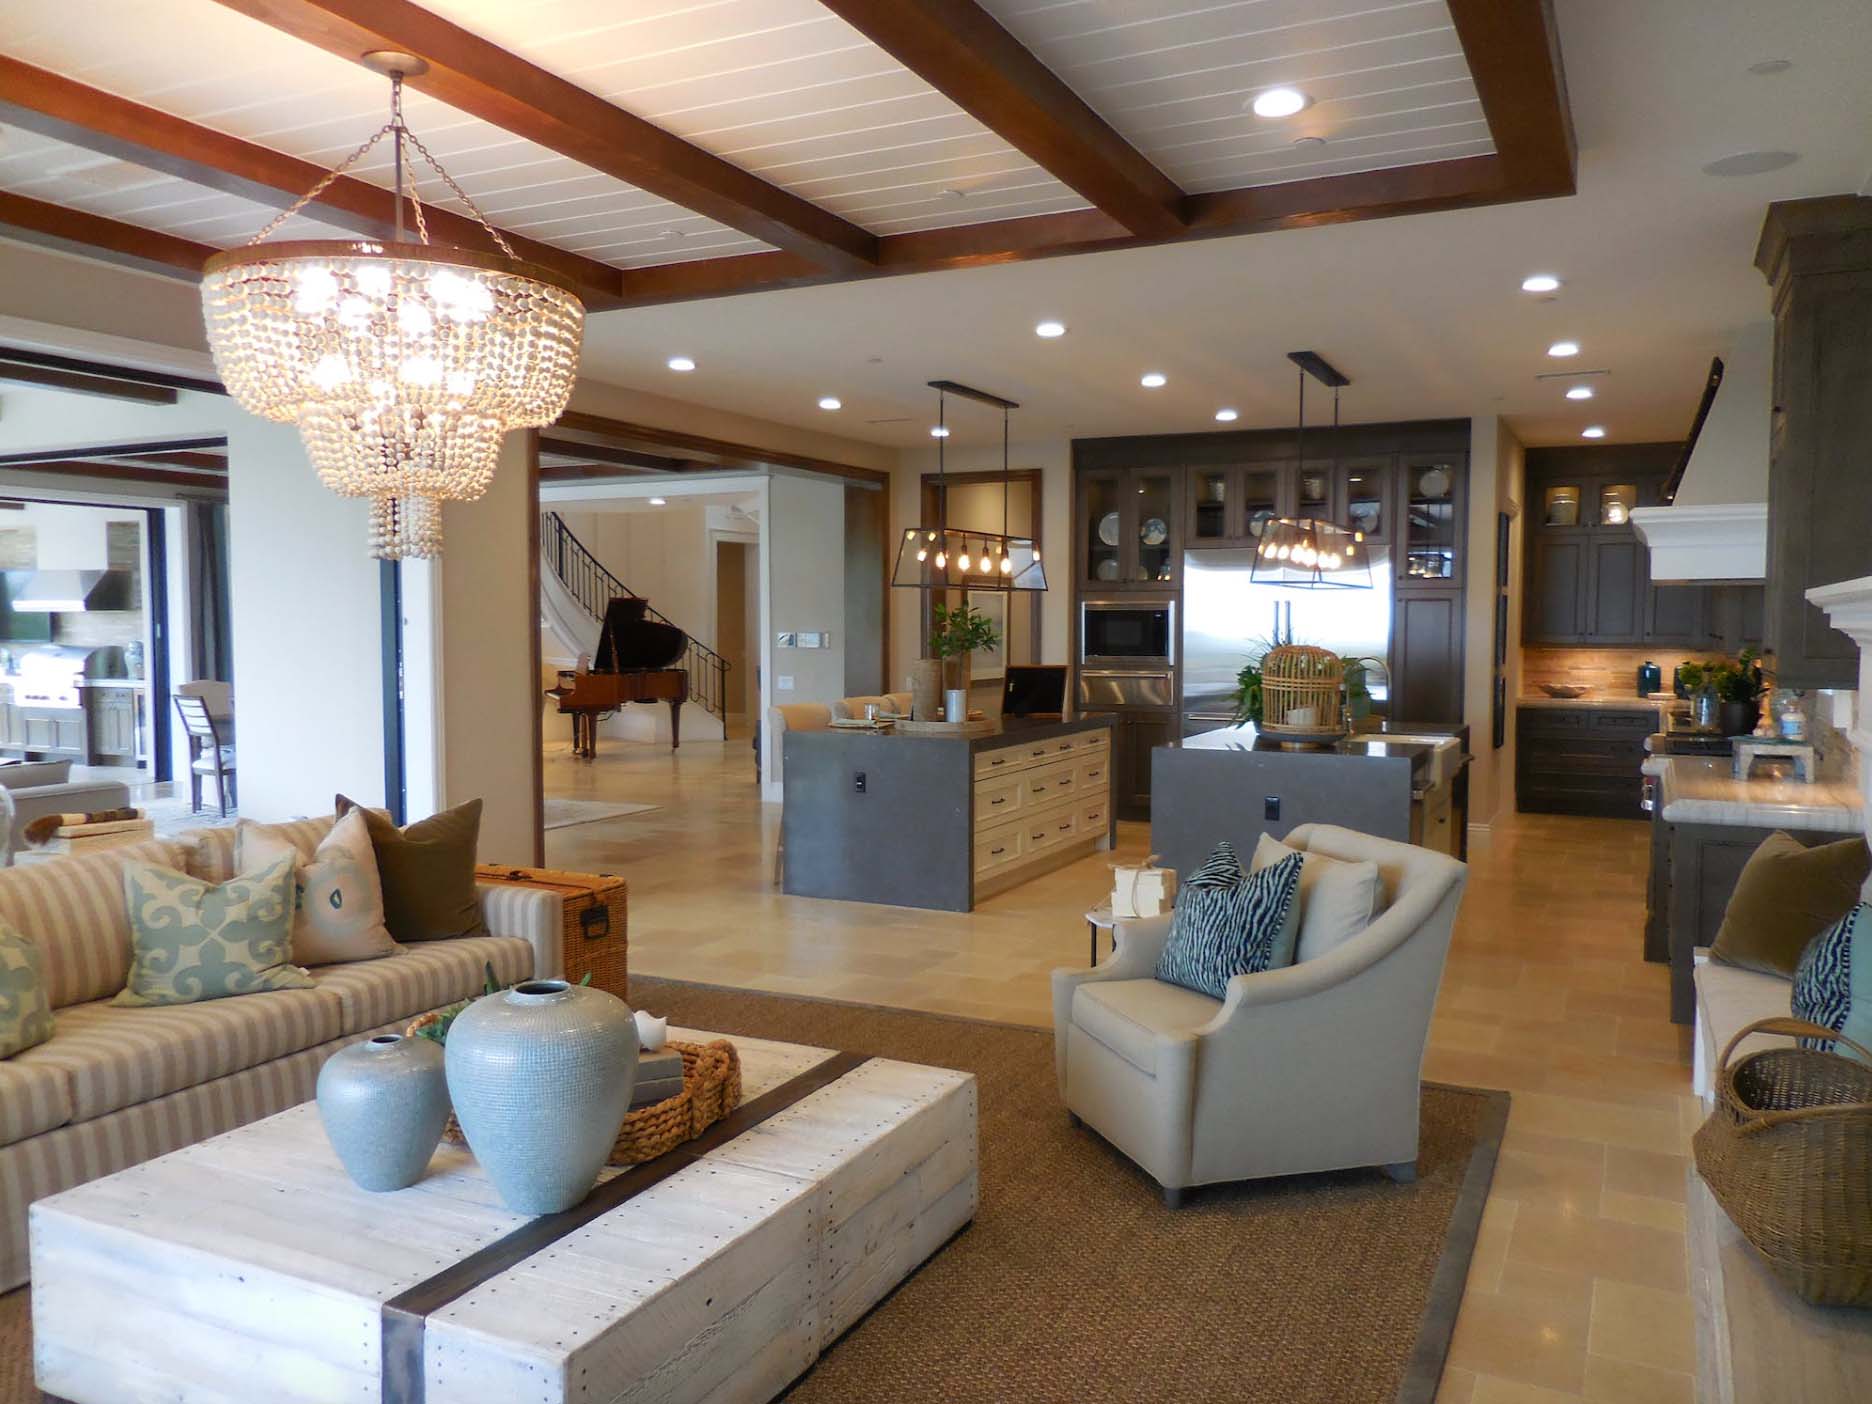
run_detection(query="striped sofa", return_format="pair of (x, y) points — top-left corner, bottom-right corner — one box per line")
(0, 816), (566, 1289)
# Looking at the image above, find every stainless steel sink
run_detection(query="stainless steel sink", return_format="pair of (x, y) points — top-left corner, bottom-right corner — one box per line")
(1372, 733), (1464, 789)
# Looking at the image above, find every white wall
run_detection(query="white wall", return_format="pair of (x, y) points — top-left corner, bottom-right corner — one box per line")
(554, 504), (713, 651)
(889, 438), (1072, 688)
(226, 417), (388, 818)
(763, 472), (845, 797)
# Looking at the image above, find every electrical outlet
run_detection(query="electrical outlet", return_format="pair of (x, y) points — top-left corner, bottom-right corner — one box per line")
(777, 675), (794, 691)
(854, 771), (866, 794)
(1264, 796), (1280, 821)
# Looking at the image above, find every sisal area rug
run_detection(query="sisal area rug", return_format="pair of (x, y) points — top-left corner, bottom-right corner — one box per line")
(0, 979), (1503, 1404)
(542, 797), (658, 829)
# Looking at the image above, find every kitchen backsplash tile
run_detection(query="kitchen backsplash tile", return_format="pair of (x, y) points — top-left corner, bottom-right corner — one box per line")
(1521, 646), (1711, 697)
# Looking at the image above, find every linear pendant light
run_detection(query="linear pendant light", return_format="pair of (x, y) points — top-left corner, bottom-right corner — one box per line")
(200, 56), (585, 559)
(1251, 354), (1371, 589)
(891, 380), (1047, 592)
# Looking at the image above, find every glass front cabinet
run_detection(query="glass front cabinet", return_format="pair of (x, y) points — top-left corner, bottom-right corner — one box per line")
(1079, 465), (1180, 589)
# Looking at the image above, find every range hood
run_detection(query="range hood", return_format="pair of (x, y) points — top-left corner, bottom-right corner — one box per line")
(1629, 325), (1770, 582)
(9, 570), (131, 612)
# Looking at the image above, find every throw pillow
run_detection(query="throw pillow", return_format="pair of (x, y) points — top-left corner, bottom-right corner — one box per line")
(1792, 903), (1872, 1066)
(1252, 833), (1382, 964)
(114, 855), (312, 1007)
(1712, 832), (1871, 978)
(242, 809), (397, 966)
(335, 795), (487, 943)
(0, 921), (54, 1058)
(1155, 844), (1304, 999)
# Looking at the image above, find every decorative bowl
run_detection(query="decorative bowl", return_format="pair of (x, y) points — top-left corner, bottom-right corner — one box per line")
(1539, 683), (1591, 698)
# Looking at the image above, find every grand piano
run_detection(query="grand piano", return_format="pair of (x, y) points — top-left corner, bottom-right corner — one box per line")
(549, 598), (689, 758)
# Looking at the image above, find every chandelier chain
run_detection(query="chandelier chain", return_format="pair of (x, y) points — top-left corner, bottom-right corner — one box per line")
(398, 129), (432, 247)
(246, 120), (395, 246)
(400, 122), (517, 260)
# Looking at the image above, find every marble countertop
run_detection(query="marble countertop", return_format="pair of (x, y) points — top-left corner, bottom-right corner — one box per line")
(1642, 755), (1865, 833)
(1518, 694), (1669, 711)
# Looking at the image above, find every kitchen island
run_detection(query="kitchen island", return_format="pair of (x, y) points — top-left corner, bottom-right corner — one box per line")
(1641, 754), (1865, 1023)
(1151, 721), (1469, 878)
(782, 717), (1114, 911)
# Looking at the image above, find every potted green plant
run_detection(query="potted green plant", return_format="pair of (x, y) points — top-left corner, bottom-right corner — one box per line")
(928, 601), (1000, 695)
(1711, 646), (1765, 737)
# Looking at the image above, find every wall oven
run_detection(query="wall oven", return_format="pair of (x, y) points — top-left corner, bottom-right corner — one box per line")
(1079, 599), (1175, 669)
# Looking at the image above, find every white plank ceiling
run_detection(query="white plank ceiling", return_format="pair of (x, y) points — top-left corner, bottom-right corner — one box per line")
(0, 0), (1492, 269)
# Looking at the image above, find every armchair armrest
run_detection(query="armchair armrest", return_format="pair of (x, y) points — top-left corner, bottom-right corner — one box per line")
(476, 882), (564, 980)
(1050, 913), (1173, 1094)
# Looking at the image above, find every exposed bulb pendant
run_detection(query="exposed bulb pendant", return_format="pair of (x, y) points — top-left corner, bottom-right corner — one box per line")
(1250, 355), (1371, 590)
(200, 57), (584, 559)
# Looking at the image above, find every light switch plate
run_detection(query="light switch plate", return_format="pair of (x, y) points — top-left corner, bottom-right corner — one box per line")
(777, 675), (794, 691)
(776, 631), (797, 648)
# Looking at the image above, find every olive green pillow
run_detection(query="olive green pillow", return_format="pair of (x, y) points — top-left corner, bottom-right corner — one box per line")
(114, 855), (313, 1007)
(335, 795), (487, 943)
(0, 921), (55, 1058)
(1711, 832), (1872, 978)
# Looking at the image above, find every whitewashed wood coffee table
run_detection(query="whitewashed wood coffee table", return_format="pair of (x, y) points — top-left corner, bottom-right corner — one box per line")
(31, 1030), (978, 1404)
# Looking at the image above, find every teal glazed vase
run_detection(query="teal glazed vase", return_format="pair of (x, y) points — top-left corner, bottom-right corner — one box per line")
(444, 979), (639, 1214)
(316, 1033), (450, 1192)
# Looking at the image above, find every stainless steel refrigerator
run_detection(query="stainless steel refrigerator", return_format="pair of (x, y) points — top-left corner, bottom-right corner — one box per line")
(1180, 546), (1394, 735)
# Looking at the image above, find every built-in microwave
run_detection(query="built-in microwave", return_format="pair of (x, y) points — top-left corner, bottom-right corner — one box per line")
(1080, 599), (1175, 668)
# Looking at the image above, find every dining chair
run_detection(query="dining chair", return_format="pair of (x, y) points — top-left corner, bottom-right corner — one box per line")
(174, 694), (236, 817)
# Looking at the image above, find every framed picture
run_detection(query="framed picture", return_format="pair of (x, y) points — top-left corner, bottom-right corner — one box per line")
(966, 590), (1008, 681)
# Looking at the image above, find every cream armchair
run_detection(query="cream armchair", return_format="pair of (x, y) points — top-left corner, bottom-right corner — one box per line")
(1051, 824), (1467, 1206)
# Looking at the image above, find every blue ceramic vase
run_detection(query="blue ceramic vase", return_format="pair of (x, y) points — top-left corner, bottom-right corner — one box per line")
(316, 1033), (450, 1191)
(444, 979), (638, 1214)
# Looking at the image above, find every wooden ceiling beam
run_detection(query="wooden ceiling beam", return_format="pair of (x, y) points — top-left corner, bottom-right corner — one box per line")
(0, 359), (177, 405)
(0, 459), (228, 492)
(1445, 0), (1576, 196)
(0, 191), (214, 280)
(553, 410), (888, 487)
(209, 0), (880, 272)
(814, 0), (1185, 239)
(0, 56), (626, 309)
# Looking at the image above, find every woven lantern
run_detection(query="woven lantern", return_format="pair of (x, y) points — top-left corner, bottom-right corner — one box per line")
(1260, 643), (1347, 740)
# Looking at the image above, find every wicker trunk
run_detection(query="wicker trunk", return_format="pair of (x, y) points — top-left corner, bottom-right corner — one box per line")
(474, 865), (627, 998)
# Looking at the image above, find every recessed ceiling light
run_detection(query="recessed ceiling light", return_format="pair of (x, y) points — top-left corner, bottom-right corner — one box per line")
(817, 396), (842, 411)
(648, 496), (668, 506)
(1291, 135), (1327, 149)
(1140, 372), (1167, 388)
(1547, 340), (1580, 358)
(1250, 87), (1310, 118)
(1565, 385), (1595, 400)
(1702, 150), (1800, 177)
(1520, 273), (1562, 294)
(1035, 320), (1067, 338)
(1747, 58), (1792, 76)
(666, 355), (695, 372)
(1581, 426), (1606, 440)
(930, 425), (950, 438)
(1215, 408), (1239, 422)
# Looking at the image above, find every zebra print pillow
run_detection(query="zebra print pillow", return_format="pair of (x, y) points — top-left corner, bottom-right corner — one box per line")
(1792, 903), (1872, 1066)
(1155, 847), (1304, 1000)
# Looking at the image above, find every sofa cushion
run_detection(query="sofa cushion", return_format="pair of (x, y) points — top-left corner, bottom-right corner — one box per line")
(1696, 958), (1797, 1097)
(1073, 978), (1221, 1076)
(1252, 833), (1381, 964)
(1156, 845), (1304, 999)
(115, 856), (313, 1008)
(0, 1057), (71, 1146)
(1712, 832), (1871, 979)
(337, 796), (487, 943)
(311, 935), (533, 1035)
(0, 839), (185, 1007)
(0, 921), (54, 1059)
(244, 810), (397, 967)
(19, 985), (344, 1122)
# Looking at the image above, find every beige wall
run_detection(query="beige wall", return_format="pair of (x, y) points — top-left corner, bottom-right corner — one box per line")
(555, 505), (714, 647)
(1462, 415), (1527, 830)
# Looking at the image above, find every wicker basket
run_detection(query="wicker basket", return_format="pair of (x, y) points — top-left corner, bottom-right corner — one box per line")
(1259, 643), (1346, 741)
(1691, 1015), (1872, 1306)
(405, 1019), (743, 1169)
(473, 865), (628, 1000)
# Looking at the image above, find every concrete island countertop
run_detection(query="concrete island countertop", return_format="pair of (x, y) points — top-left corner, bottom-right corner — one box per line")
(1641, 755), (1865, 833)
(1517, 694), (1669, 712)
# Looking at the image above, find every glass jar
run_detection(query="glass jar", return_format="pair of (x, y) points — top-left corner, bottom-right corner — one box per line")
(1691, 684), (1721, 733)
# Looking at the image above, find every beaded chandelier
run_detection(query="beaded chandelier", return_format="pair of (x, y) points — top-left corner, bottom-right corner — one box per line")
(201, 60), (584, 558)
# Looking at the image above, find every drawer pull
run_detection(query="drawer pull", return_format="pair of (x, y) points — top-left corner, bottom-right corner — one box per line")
(990, 757), (1006, 767)
(1032, 785), (1047, 795)
(990, 846), (1007, 857)
(990, 796), (1007, 806)
(1086, 768), (1103, 780)
(1059, 821), (1072, 832)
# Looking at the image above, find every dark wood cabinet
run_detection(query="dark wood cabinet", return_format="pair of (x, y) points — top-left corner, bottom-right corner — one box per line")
(1399, 457), (1464, 588)
(1527, 536), (1587, 641)
(1082, 709), (1172, 820)
(1078, 465), (1179, 589)
(1515, 704), (1653, 818)
(1755, 197), (1872, 688)
(1646, 583), (1706, 646)
(1586, 536), (1646, 642)
(1391, 593), (1464, 723)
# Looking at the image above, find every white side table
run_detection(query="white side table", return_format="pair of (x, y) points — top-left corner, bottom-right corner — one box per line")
(1084, 903), (1116, 967)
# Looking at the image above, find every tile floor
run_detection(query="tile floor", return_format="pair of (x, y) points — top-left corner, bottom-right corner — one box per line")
(543, 732), (1700, 1404)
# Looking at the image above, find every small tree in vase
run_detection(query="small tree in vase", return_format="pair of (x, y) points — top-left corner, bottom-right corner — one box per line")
(915, 601), (1001, 717)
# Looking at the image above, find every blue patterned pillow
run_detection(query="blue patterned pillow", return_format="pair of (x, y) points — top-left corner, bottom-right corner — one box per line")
(1155, 846), (1304, 999)
(1792, 903), (1872, 1066)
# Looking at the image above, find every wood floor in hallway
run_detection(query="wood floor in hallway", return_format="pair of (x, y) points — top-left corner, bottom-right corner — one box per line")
(544, 733), (1699, 1404)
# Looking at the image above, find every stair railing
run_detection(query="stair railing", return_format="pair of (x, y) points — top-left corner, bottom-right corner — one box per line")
(540, 510), (731, 723)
